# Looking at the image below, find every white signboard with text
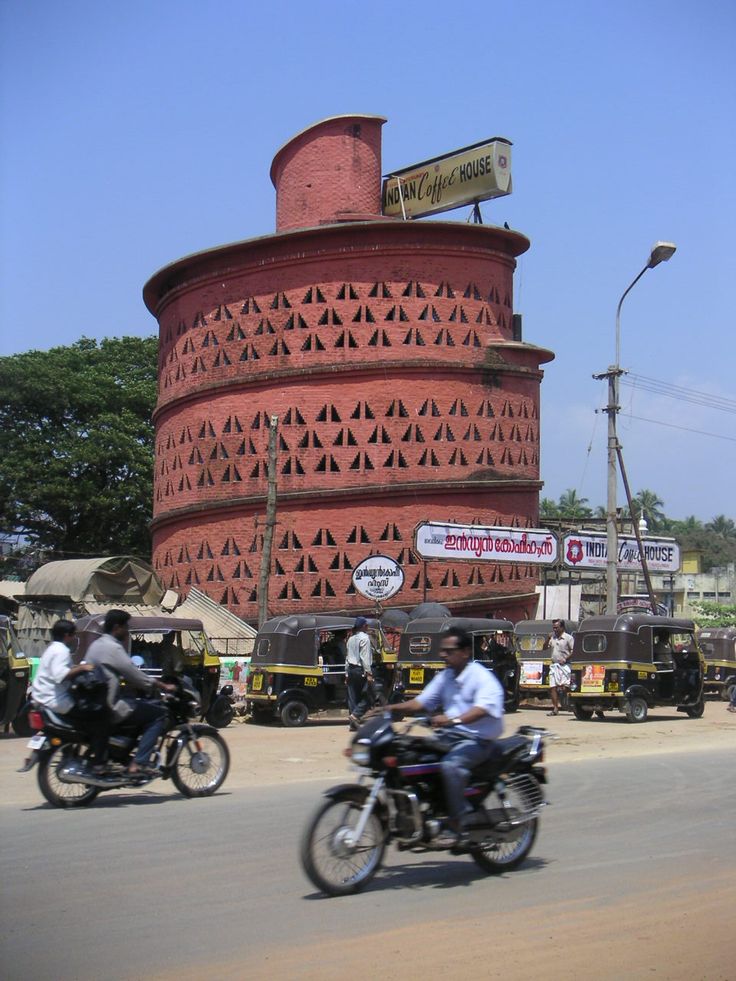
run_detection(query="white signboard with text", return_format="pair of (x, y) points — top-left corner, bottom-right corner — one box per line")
(414, 521), (557, 565)
(351, 555), (404, 601)
(563, 533), (680, 572)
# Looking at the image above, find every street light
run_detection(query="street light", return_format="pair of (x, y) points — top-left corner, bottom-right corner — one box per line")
(599, 241), (676, 615)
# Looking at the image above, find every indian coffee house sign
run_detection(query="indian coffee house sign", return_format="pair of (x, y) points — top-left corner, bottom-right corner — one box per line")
(352, 555), (404, 601)
(382, 137), (513, 220)
(562, 533), (680, 573)
(414, 521), (558, 566)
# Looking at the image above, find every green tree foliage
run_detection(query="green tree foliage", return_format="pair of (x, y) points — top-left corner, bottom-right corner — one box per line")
(0, 336), (158, 555)
(556, 489), (592, 521)
(630, 488), (666, 531)
(691, 601), (736, 627)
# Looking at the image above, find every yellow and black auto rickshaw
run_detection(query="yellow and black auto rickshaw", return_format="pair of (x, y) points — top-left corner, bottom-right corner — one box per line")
(514, 619), (579, 703)
(698, 627), (736, 701)
(0, 615), (32, 734)
(393, 617), (519, 711)
(75, 614), (222, 719)
(569, 614), (704, 723)
(245, 614), (391, 726)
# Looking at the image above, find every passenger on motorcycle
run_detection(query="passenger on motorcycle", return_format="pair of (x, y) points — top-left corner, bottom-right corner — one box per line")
(376, 626), (504, 848)
(31, 619), (109, 772)
(86, 609), (175, 777)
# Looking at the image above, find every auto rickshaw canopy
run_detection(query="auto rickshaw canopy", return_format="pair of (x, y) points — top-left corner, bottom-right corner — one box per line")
(253, 614), (382, 667)
(574, 614), (698, 664)
(698, 626), (736, 664)
(400, 617), (514, 661)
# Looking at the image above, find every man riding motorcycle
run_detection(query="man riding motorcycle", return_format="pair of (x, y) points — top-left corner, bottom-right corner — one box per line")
(376, 626), (504, 848)
(86, 609), (175, 777)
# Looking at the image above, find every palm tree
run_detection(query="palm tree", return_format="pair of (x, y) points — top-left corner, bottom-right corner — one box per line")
(706, 515), (736, 540)
(631, 489), (666, 531)
(557, 489), (593, 522)
(539, 498), (560, 520)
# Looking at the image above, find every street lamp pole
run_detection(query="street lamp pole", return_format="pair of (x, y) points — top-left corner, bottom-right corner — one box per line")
(595, 242), (676, 615)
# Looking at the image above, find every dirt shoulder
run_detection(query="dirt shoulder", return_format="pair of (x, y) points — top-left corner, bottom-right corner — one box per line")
(2, 700), (733, 805)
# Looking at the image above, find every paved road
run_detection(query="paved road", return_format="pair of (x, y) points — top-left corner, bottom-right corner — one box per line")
(1, 749), (734, 980)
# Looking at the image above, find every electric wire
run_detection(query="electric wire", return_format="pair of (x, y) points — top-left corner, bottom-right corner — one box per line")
(622, 412), (736, 443)
(621, 373), (736, 414)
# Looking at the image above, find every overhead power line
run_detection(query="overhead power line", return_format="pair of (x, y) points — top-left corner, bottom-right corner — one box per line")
(623, 412), (736, 442)
(622, 372), (736, 414)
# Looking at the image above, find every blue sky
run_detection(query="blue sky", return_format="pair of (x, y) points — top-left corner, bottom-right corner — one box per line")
(1, 0), (734, 520)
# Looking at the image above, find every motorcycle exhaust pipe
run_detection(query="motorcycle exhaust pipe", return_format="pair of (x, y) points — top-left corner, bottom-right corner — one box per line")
(57, 763), (123, 789)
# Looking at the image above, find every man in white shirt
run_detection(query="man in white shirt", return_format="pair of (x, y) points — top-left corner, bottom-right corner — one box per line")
(32, 620), (91, 712)
(380, 627), (504, 848)
(543, 618), (574, 716)
(31, 619), (108, 769)
(345, 617), (373, 727)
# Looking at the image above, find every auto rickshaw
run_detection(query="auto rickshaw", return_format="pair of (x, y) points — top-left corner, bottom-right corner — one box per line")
(568, 614), (704, 723)
(0, 615), (31, 734)
(74, 614), (222, 720)
(393, 617), (519, 711)
(698, 627), (736, 701)
(514, 619), (579, 702)
(245, 614), (391, 726)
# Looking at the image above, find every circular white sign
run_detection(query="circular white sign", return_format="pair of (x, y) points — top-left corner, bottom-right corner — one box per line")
(351, 555), (404, 601)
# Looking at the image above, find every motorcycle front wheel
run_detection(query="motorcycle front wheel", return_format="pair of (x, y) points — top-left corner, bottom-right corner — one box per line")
(471, 777), (539, 873)
(300, 791), (386, 896)
(170, 731), (230, 797)
(37, 744), (101, 808)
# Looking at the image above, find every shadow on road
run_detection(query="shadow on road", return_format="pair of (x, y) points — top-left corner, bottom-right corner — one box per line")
(303, 854), (549, 899)
(22, 789), (233, 811)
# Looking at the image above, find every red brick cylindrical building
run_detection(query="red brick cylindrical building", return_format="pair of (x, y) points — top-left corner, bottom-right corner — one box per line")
(143, 115), (554, 622)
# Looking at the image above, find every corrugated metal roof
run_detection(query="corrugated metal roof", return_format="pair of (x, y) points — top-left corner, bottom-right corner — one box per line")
(175, 588), (256, 656)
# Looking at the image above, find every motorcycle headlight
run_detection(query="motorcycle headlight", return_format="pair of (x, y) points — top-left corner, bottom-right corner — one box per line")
(351, 740), (371, 767)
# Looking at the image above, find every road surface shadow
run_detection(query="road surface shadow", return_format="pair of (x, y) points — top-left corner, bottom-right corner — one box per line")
(22, 789), (232, 811)
(303, 854), (548, 898)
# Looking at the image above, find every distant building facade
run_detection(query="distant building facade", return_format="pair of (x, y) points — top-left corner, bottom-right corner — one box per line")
(143, 115), (554, 622)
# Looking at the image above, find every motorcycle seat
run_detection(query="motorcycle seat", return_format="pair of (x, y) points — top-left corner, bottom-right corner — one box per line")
(42, 708), (78, 730)
(489, 734), (530, 760)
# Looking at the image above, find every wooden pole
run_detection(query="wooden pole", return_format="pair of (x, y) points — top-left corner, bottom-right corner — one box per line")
(257, 415), (279, 629)
(616, 445), (657, 613)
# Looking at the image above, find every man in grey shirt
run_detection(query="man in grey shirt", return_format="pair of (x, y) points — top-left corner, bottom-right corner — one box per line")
(86, 609), (175, 776)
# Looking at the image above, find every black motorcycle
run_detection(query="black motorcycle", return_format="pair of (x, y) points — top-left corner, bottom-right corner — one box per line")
(23, 677), (230, 808)
(300, 715), (548, 896)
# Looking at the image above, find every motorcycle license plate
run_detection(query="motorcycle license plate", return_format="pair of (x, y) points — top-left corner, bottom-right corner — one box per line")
(409, 668), (424, 685)
(27, 734), (47, 750)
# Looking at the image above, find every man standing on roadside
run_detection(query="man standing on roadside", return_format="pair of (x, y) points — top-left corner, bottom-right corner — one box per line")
(543, 618), (574, 716)
(345, 616), (373, 728)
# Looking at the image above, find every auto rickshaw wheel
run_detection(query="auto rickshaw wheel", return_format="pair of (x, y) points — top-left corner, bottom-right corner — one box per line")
(624, 697), (648, 723)
(684, 700), (705, 718)
(725, 682), (736, 704)
(280, 699), (309, 727)
(572, 703), (594, 721)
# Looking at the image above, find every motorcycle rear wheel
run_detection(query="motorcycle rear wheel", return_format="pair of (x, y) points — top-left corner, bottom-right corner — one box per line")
(470, 778), (539, 873)
(301, 791), (386, 896)
(171, 731), (230, 797)
(37, 744), (100, 808)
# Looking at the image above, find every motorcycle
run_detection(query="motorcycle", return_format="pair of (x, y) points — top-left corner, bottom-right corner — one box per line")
(300, 715), (548, 896)
(23, 676), (230, 808)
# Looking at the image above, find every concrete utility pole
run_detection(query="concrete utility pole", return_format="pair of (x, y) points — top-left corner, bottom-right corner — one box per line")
(594, 242), (676, 615)
(257, 415), (279, 628)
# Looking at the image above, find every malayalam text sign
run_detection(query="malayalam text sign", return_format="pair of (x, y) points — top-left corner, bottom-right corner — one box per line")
(414, 521), (557, 565)
(382, 138), (512, 219)
(563, 533), (680, 572)
(351, 555), (404, 601)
